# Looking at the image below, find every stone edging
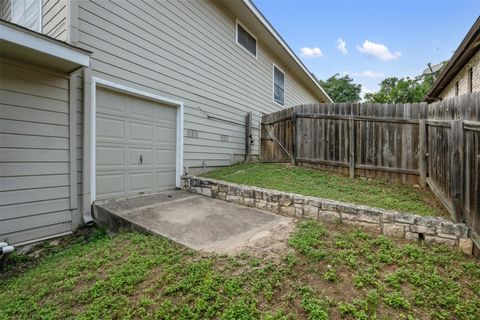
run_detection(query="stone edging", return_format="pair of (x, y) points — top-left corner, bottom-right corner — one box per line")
(181, 176), (474, 255)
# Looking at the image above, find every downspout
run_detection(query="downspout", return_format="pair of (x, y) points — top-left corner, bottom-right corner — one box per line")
(0, 242), (15, 269)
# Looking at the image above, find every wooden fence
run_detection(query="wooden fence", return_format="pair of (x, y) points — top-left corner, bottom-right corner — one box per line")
(260, 94), (480, 245)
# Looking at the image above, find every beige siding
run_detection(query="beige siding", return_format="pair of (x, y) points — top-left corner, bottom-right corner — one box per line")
(1, 0), (11, 20)
(440, 49), (480, 99)
(76, 0), (320, 172)
(0, 0), (68, 41)
(0, 59), (74, 244)
(42, 0), (67, 41)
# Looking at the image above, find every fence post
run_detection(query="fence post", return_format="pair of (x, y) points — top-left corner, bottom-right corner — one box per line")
(291, 112), (297, 165)
(349, 111), (355, 178)
(418, 119), (427, 187)
(451, 120), (464, 223)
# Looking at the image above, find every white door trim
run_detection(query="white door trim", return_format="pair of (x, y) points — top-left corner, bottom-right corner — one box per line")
(90, 77), (184, 203)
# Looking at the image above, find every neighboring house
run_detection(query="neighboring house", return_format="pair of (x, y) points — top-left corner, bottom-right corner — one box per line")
(0, 0), (331, 246)
(425, 16), (480, 101)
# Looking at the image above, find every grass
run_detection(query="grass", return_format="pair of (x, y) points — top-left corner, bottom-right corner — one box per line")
(1, 223), (479, 319)
(202, 162), (447, 217)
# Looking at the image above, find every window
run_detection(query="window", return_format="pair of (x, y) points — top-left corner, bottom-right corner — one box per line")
(468, 67), (473, 93)
(455, 81), (459, 96)
(273, 65), (285, 106)
(11, 0), (42, 32)
(236, 20), (257, 58)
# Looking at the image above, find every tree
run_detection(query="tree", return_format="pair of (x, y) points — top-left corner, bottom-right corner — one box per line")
(364, 75), (434, 103)
(319, 74), (362, 103)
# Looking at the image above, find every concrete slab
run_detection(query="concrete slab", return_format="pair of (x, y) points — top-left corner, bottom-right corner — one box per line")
(93, 190), (294, 254)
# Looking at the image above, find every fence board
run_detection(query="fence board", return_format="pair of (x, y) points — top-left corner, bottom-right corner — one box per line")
(260, 94), (480, 240)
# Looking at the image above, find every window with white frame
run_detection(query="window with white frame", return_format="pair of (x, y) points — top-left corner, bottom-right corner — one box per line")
(273, 65), (285, 106)
(11, 0), (42, 32)
(236, 20), (257, 58)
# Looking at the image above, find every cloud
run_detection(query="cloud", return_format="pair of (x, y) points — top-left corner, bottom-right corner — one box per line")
(336, 38), (348, 55)
(361, 87), (375, 101)
(356, 40), (401, 61)
(300, 47), (323, 58)
(351, 70), (385, 78)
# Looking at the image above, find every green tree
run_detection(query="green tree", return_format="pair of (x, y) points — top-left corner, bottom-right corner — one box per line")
(319, 74), (362, 103)
(364, 75), (434, 103)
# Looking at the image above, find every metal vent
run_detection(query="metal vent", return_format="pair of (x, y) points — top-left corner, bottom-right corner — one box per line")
(187, 129), (199, 138)
(220, 135), (229, 142)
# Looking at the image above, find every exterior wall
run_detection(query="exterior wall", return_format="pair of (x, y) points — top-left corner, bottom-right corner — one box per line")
(440, 49), (480, 99)
(42, 0), (67, 41)
(75, 0), (321, 173)
(0, 59), (77, 245)
(0, 0), (68, 41)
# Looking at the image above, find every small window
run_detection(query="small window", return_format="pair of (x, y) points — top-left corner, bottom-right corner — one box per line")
(11, 0), (42, 32)
(455, 81), (459, 96)
(273, 65), (285, 106)
(236, 20), (257, 58)
(468, 67), (473, 93)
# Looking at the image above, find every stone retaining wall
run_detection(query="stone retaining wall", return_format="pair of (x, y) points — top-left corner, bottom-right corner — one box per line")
(182, 176), (474, 255)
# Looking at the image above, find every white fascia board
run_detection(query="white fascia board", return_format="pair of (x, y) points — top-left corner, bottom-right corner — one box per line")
(241, 0), (332, 103)
(0, 23), (90, 67)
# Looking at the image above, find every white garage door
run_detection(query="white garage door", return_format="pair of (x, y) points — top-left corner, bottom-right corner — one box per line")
(95, 87), (177, 200)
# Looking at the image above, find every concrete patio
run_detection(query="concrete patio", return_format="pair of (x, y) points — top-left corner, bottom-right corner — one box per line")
(92, 190), (294, 254)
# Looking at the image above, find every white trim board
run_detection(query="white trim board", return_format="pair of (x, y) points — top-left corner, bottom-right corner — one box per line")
(0, 22), (89, 67)
(235, 19), (258, 59)
(89, 77), (184, 204)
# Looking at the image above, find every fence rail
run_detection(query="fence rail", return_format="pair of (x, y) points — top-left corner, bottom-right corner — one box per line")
(260, 94), (480, 245)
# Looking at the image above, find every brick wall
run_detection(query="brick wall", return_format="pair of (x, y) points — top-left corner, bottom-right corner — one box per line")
(440, 49), (480, 99)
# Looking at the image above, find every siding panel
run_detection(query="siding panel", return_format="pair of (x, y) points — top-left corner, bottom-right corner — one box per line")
(0, 60), (73, 244)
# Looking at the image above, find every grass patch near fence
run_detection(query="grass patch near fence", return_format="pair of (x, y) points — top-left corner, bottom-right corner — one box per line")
(202, 162), (447, 218)
(1, 222), (479, 319)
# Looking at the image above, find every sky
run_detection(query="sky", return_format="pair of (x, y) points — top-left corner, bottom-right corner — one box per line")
(253, 0), (479, 97)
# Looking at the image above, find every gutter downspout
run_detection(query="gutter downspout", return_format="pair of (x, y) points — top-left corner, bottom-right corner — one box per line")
(0, 242), (15, 269)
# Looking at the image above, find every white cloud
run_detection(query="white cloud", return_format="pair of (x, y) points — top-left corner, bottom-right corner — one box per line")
(361, 87), (375, 101)
(351, 70), (385, 79)
(300, 47), (324, 58)
(336, 38), (348, 55)
(356, 40), (401, 61)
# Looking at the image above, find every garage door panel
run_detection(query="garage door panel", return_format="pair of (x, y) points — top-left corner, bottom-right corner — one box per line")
(97, 88), (126, 114)
(96, 173), (125, 198)
(96, 146), (125, 167)
(155, 126), (176, 143)
(130, 172), (154, 192)
(129, 148), (153, 165)
(156, 149), (176, 165)
(127, 97), (155, 118)
(96, 87), (177, 200)
(154, 104), (177, 121)
(96, 116), (125, 140)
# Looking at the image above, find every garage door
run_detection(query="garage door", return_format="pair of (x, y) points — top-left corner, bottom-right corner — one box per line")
(95, 87), (177, 200)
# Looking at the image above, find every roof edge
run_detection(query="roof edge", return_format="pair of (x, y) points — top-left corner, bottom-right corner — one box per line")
(241, 0), (333, 103)
(424, 16), (480, 101)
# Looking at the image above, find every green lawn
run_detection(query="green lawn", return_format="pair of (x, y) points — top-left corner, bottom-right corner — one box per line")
(1, 223), (479, 319)
(202, 163), (447, 218)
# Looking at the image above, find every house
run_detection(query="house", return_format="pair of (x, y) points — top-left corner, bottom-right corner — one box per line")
(425, 16), (480, 101)
(0, 0), (331, 246)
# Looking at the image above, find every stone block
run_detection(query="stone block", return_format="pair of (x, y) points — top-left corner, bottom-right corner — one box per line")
(266, 202), (279, 213)
(280, 205), (295, 216)
(254, 189), (264, 200)
(226, 194), (237, 202)
(201, 188), (212, 197)
(437, 233), (458, 240)
(294, 207), (304, 217)
(337, 203), (358, 215)
(293, 197), (305, 205)
(410, 225), (437, 235)
(321, 200), (338, 211)
(405, 231), (420, 241)
(218, 184), (228, 193)
(217, 192), (227, 200)
(440, 223), (469, 237)
(255, 200), (267, 210)
(341, 213), (357, 221)
(383, 224), (405, 238)
(318, 210), (340, 222)
(459, 238), (474, 255)
(395, 212), (416, 224)
(357, 210), (381, 224)
(304, 205), (318, 219)
(244, 198), (255, 207)
(425, 236), (456, 247)
(278, 193), (293, 206)
(195, 187), (202, 194)
(415, 216), (443, 228)
(382, 211), (396, 223)
(211, 184), (219, 192)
